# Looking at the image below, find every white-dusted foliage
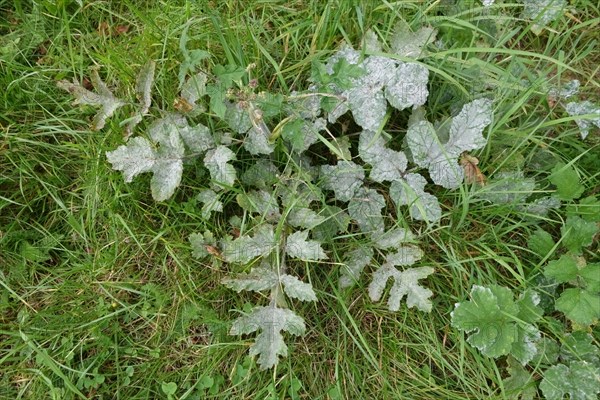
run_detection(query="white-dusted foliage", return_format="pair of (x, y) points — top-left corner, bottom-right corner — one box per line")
(230, 304), (306, 370)
(58, 69), (126, 131)
(64, 19), (500, 369)
(406, 98), (493, 189)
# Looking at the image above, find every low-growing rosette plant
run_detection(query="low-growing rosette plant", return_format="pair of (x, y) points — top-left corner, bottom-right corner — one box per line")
(59, 24), (499, 370)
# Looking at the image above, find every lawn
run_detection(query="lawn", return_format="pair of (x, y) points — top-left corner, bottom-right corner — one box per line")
(1, 1), (599, 399)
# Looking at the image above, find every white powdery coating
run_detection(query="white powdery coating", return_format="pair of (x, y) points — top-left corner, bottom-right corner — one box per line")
(106, 137), (156, 183)
(384, 62), (429, 111)
(285, 231), (327, 261)
(521, 0), (567, 26)
(204, 145), (236, 188)
(565, 101), (600, 139)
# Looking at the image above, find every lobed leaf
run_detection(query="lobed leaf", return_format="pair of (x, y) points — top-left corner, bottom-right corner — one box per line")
(339, 246), (374, 289)
(285, 231), (327, 261)
(222, 225), (276, 264)
(204, 145), (237, 189)
(319, 161), (364, 202)
(348, 187), (385, 234)
(57, 69), (125, 130)
(368, 265), (434, 312)
(539, 361), (600, 400)
(230, 304), (306, 370)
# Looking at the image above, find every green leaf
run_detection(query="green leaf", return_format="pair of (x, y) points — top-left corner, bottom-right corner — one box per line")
(330, 58), (365, 90)
(368, 265), (434, 312)
(549, 162), (584, 201)
(451, 285), (542, 363)
(213, 64), (246, 87)
(502, 356), (537, 400)
(206, 84), (227, 119)
(161, 382), (177, 396)
(527, 228), (555, 258)
(539, 361), (600, 400)
(555, 288), (600, 326)
(189, 231), (216, 259)
(560, 216), (598, 254)
(230, 304), (306, 370)
(566, 196), (600, 222)
(560, 331), (600, 364)
(544, 254), (579, 283)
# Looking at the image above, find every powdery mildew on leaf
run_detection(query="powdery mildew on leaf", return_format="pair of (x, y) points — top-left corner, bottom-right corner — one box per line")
(368, 265), (434, 312)
(124, 60), (157, 136)
(521, 0), (567, 26)
(319, 161), (365, 202)
(285, 231), (327, 261)
(385, 245), (424, 267)
(280, 275), (317, 302)
(150, 129), (185, 201)
(241, 159), (279, 189)
(389, 173), (442, 222)
(347, 84), (388, 132)
(348, 187), (385, 235)
(358, 130), (408, 183)
(204, 145), (237, 189)
(339, 246), (374, 289)
(565, 100), (600, 139)
(539, 361), (600, 400)
(447, 98), (493, 153)
(222, 225), (275, 264)
(197, 189), (223, 219)
(478, 171), (536, 205)
(222, 265), (279, 293)
(384, 62), (429, 111)
(230, 304), (306, 370)
(106, 137), (156, 183)
(244, 126), (275, 155)
(181, 72), (207, 113)
(390, 23), (437, 59)
(237, 190), (281, 221)
(287, 207), (326, 230)
(57, 69), (125, 131)
(406, 99), (493, 189)
(372, 228), (415, 250)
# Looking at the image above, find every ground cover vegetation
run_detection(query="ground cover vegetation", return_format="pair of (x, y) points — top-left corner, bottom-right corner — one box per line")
(1, 0), (599, 399)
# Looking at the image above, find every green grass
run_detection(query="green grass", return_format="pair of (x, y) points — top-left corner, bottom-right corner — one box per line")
(1, 1), (599, 399)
